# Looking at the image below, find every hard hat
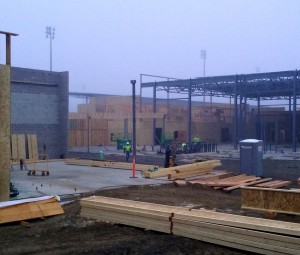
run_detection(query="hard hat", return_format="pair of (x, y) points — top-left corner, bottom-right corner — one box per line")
(126, 142), (129, 144)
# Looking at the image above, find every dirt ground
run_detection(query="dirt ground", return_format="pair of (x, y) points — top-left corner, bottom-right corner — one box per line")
(1, 183), (300, 255)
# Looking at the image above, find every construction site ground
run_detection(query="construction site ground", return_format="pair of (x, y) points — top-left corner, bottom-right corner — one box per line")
(2, 145), (300, 255)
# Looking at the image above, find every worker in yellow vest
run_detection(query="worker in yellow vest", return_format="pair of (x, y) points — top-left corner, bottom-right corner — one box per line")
(124, 142), (132, 162)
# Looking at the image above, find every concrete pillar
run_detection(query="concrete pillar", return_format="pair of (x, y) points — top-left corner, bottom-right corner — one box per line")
(0, 65), (11, 201)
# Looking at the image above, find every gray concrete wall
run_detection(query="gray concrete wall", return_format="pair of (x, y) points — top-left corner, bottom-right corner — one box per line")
(11, 67), (68, 159)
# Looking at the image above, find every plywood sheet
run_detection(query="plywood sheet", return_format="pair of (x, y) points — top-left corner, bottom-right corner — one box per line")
(241, 187), (300, 215)
(27, 134), (38, 160)
(0, 196), (64, 224)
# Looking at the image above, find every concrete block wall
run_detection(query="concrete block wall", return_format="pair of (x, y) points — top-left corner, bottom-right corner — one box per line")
(10, 67), (69, 159)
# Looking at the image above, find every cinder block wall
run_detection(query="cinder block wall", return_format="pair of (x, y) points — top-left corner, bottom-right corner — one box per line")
(11, 67), (69, 159)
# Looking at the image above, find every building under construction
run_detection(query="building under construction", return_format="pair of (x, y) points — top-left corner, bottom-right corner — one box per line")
(69, 70), (300, 151)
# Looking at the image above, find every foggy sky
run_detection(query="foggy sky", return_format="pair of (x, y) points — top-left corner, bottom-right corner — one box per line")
(1, 0), (300, 97)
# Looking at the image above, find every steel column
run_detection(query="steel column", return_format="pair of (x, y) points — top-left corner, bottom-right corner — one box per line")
(233, 76), (238, 149)
(292, 71), (297, 152)
(153, 82), (157, 145)
(188, 79), (192, 144)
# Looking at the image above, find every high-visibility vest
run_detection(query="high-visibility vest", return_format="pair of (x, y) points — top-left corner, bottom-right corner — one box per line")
(124, 145), (131, 152)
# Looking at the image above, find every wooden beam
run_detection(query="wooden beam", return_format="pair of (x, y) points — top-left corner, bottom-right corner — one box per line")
(143, 160), (221, 179)
(223, 178), (273, 192)
(254, 180), (291, 189)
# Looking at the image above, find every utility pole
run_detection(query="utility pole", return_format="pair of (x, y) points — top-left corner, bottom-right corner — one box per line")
(130, 80), (137, 178)
(201, 50), (207, 102)
(46, 26), (55, 71)
(201, 50), (206, 77)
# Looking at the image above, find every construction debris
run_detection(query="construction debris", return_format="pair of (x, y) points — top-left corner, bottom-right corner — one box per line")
(80, 196), (300, 255)
(0, 196), (64, 224)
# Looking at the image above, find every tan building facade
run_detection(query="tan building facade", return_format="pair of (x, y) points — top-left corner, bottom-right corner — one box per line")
(68, 95), (235, 147)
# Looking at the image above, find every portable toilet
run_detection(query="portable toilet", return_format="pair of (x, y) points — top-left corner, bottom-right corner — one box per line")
(239, 139), (263, 176)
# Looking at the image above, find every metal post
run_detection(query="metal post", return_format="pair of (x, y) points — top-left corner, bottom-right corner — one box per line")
(292, 71), (297, 152)
(46, 27), (55, 71)
(188, 79), (192, 144)
(86, 97), (90, 153)
(153, 82), (157, 145)
(233, 76), (238, 149)
(131, 80), (137, 178)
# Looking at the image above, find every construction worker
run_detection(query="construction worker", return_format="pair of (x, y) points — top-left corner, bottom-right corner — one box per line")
(181, 142), (187, 153)
(164, 146), (171, 168)
(124, 142), (132, 162)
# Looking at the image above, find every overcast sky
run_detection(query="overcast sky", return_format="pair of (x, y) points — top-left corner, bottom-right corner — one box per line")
(1, 0), (300, 97)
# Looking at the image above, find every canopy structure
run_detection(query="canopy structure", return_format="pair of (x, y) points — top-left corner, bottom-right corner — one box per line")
(140, 70), (300, 151)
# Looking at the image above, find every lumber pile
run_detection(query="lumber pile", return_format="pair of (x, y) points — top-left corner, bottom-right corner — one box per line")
(143, 160), (221, 179)
(65, 158), (157, 172)
(241, 187), (300, 216)
(186, 172), (291, 191)
(80, 196), (300, 255)
(0, 196), (64, 224)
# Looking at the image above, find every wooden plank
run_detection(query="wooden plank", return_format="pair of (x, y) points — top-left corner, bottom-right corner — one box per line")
(27, 134), (38, 160)
(0, 197), (64, 224)
(241, 187), (300, 216)
(195, 174), (247, 185)
(223, 178), (273, 191)
(17, 134), (26, 160)
(80, 196), (300, 236)
(169, 168), (212, 180)
(255, 180), (292, 189)
(188, 172), (235, 184)
(173, 226), (294, 255)
(80, 195), (300, 254)
(80, 209), (171, 233)
(65, 158), (157, 172)
(173, 218), (300, 250)
(11, 134), (18, 160)
(177, 208), (300, 237)
(201, 175), (260, 187)
(143, 160), (221, 178)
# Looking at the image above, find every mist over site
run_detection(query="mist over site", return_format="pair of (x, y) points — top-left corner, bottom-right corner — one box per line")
(1, 0), (299, 102)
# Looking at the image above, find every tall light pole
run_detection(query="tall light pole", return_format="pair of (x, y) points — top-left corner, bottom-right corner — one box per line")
(46, 26), (55, 71)
(130, 80), (137, 178)
(201, 50), (207, 102)
(201, 50), (206, 77)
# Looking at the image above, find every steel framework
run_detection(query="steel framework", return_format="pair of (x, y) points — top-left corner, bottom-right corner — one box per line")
(140, 70), (300, 151)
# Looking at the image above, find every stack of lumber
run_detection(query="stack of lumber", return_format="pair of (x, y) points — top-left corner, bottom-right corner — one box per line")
(80, 196), (300, 255)
(187, 173), (291, 191)
(143, 160), (221, 179)
(65, 158), (157, 172)
(241, 187), (300, 216)
(0, 196), (64, 224)
(80, 196), (175, 233)
(172, 209), (300, 255)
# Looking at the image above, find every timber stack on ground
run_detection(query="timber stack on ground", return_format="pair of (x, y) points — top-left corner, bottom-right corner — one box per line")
(65, 158), (158, 172)
(174, 170), (292, 191)
(142, 160), (221, 179)
(80, 196), (300, 255)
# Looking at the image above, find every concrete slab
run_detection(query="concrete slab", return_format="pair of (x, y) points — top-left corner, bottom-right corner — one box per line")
(10, 161), (168, 200)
